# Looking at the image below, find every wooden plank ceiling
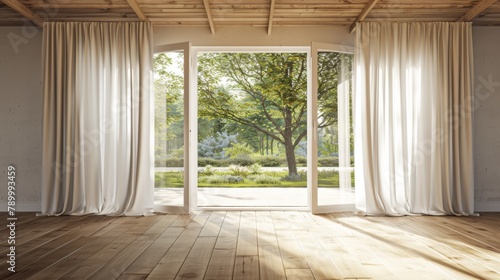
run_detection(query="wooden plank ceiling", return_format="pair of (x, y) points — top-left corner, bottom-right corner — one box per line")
(0, 0), (499, 34)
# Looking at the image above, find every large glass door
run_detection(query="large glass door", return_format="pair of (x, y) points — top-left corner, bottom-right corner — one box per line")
(310, 42), (355, 213)
(153, 42), (194, 213)
(153, 43), (355, 213)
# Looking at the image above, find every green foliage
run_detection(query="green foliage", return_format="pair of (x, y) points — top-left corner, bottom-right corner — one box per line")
(224, 143), (254, 158)
(154, 53), (184, 162)
(155, 157), (183, 167)
(203, 165), (215, 175)
(254, 155), (284, 167)
(198, 157), (222, 167)
(155, 157), (166, 167)
(198, 131), (238, 159)
(281, 170), (307, 182)
(198, 52), (311, 175)
(226, 155), (255, 166)
(154, 51), (354, 176)
(170, 148), (185, 158)
(198, 175), (244, 184)
(166, 157), (183, 167)
(248, 163), (263, 175)
(318, 169), (339, 179)
(296, 156), (307, 166)
(154, 171), (184, 188)
(318, 157), (339, 167)
(229, 165), (249, 177)
(247, 175), (281, 184)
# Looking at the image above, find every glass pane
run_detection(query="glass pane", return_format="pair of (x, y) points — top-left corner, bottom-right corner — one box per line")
(154, 51), (185, 207)
(197, 52), (307, 207)
(317, 52), (355, 206)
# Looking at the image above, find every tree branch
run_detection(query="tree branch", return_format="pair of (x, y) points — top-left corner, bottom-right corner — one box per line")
(293, 129), (308, 147)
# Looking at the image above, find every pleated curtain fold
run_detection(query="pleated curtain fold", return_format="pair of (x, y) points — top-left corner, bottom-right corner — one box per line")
(354, 22), (475, 216)
(41, 22), (154, 215)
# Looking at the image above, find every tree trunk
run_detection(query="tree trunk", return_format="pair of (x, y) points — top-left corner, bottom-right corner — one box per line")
(260, 134), (264, 155)
(284, 106), (297, 176)
(284, 135), (297, 176)
(266, 135), (269, 155)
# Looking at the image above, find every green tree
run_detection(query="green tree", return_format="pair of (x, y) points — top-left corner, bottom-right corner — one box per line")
(198, 52), (345, 176)
(154, 53), (184, 161)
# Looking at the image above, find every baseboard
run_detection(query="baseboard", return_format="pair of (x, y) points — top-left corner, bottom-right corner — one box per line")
(475, 202), (500, 212)
(0, 201), (41, 212)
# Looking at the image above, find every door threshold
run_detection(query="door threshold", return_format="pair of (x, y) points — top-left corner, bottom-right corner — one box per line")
(195, 206), (309, 211)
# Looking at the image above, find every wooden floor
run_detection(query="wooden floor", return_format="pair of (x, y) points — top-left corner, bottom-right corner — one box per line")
(1, 212), (500, 280)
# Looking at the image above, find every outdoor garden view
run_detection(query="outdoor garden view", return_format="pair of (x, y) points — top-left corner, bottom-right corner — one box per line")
(154, 50), (354, 207)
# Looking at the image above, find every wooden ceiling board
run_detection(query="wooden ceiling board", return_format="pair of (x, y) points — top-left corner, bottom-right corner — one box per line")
(0, 0), (498, 30)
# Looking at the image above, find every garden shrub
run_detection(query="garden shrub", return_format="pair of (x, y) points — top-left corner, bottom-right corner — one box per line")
(203, 165), (215, 175)
(154, 159), (164, 167)
(165, 157), (183, 167)
(318, 156), (339, 167)
(198, 157), (221, 167)
(281, 170), (307, 182)
(199, 175), (244, 184)
(170, 148), (185, 158)
(224, 143), (254, 158)
(318, 169), (339, 179)
(296, 156), (307, 166)
(198, 131), (238, 159)
(248, 163), (262, 175)
(226, 155), (255, 166)
(254, 155), (284, 167)
(247, 174), (280, 184)
(229, 164), (249, 177)
(224, 175), (244, 183)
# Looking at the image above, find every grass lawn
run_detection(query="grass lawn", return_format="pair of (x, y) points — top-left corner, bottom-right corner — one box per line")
(155, 170), (348, 188)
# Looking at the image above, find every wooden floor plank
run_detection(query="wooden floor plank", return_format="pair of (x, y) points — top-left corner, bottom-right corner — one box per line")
(236, 211), (258, 256)
(85, 215), (176, 279)
(199, 211), (226, 237)
(205, 212), (240, 279)
(122, 215), (181, 276)
(0, 215), (91, 251)
(0, 212), (499, 280)
(146, 212), (211, 280)
(274, 212), (309, 270)
(336, 214), (456, 279)
(258, 245), (286, 280)
(59, 216), (164, 280)
(256, 211), (278, 247)
(175, 236), (217, 280)
(0, 215), (115, 279)
(233, 256), (259, 280)
(7, 236), (94, 280)
(215, 211), (240, 250)
(293, 228), (344, 279)
(204, 248), (236, 280)
(378, 215), (500, 279)
(284, 268), (315, 280)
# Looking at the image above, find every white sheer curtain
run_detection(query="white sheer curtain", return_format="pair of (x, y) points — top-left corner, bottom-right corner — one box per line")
(354, 22), (475, 216)
(41, 22), (154, 216)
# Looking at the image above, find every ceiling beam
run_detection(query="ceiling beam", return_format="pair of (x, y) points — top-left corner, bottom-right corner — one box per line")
(203, 0), (215, 34)
(267, 0), (276, 35)
(457, 0), (497, 21)
(349, 0), (379, 33)
(126, 0), (148, 22)
(1, 0), (43, 27)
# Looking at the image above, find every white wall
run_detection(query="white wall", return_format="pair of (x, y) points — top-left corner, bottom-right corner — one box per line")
(0, 26), (43, 211)
(473, 26), (500, 212)
(153, 25), (354, 47)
